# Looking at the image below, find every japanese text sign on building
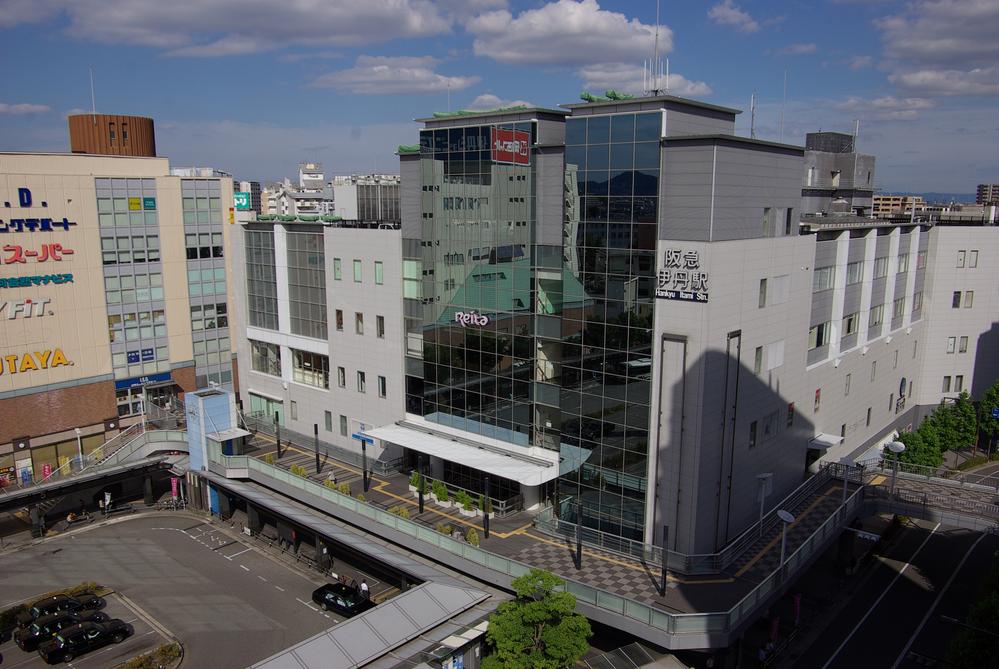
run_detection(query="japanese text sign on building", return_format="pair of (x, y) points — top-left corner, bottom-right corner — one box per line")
(491, 128), (530, 165)
(656, 248), (708, 303)
(2, 243), (74, 264)
(1, 187), (78, 233)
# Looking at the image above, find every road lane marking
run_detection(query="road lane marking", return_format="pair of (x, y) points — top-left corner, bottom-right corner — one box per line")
(890, 533), (988, 669)
(226, 547), (252, 560)
(275, 585), (285, 592)
(258, 575), (269, 582)
(240, 564), (251, 572)
(820, 522), (941, 669)
(296, 597), (319, 611)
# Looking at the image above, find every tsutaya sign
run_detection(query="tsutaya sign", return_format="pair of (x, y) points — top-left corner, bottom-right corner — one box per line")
(0, 298), (52, 319)
(454, 310), (490, 327)
(0, 349), (72, 375)
(656, 248), (709, 303)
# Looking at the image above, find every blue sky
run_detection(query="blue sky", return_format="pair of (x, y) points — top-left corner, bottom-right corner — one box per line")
(1, 0), (996, 192)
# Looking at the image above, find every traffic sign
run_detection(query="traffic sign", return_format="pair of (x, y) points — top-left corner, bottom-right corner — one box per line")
(234, 192), (251, 210)
(992, 407), (999, 419)
(352, 432), (374, 445)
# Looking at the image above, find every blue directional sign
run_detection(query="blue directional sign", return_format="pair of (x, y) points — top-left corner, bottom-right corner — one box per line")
(991, 407), (999, 419)
(352, 432), (374, 445)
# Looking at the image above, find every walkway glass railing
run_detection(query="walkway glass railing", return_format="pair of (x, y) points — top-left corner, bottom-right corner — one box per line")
(209, 446), (866, 640)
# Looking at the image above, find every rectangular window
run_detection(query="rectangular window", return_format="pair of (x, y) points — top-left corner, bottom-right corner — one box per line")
(866, 407), (872, 427)
(335, 309), (343, 331)
(871, 360), (877, 382)
(291, 349), (329, 389)
(840, 423), (846, 441)
(873, 257), (889, 278)
(250, 340), (281, 376)
(290, 401), (298, 420)
(333, 257), (342, 280)
(355, 312), (364, 335)
(375, 261), (384, 285)
(869, 304), (884, 328)
(766, 340), (785, 370)
(337, 366), (346, 388)
(325, 411), (333, 432)
(894, 349), (899, 369)
(892, 296), (906, 320)
(808, 322), (831, 350)
(889, 393), (894, 411)
(787, 402), (795, 428)
(942, 376), (951, 392)
(403, 259), (422, 299)
(846, 261), (863, 285)
(957, 250), (966, 268)
(845, 373), (851, 396)
(970, 250), (978, 268)
(340, 415), (348, 436)
(758, 278), (767, 308)
(378, 375), (387, 398)
(947, 336), (956, 354)
(357, 371), (366, 393)
(287, 232), (327, 339)
(762, 208), (774, 237)
(953, 291), (962, 308)
(897, 253), (909, 274)
(812, 266), (835, 292)
(916, 250), (926, 269)
(748, 420), (757, 448)
(754, 346), (763, 374)
(959, 336), (968, 353)
(955, 375), (964, 392)
(912, 291), (923, 312)
(964, 291), (974, 308)
(843, 312), (859, 336)
(376, 315), (385, 339)
(785, 208), (794, 236)
(353, 259), (362, 282)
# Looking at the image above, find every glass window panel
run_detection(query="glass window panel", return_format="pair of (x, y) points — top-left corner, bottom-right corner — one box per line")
(634, 112), (662, 141)
(587, 116), (610, 143)
(610, 114), (635, 143)
(586, 144), (609, 171)
(609, 143), (634, 170)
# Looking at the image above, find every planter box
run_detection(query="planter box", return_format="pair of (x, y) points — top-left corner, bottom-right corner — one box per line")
(459, 507), (476, 517)
(408, 485), (418, 494)
(435, 498), (453, 509)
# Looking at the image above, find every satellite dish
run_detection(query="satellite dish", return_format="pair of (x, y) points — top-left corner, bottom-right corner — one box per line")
(777, 510), (795, 524)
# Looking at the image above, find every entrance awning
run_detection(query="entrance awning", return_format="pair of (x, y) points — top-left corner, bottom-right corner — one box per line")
(207, 427), (253, 442)
(809, 433), (844, 450)
(365, 418), (560, 486)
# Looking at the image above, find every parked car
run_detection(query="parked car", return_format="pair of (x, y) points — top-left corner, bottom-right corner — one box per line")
(310, 583), (376, 617)
(14, 610), (110, 651)
(15, 595), (105, 627)
(37, 620), (133, 664)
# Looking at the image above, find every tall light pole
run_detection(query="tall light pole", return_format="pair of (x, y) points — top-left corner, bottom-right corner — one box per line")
(74, 427), (83, 471)
(887, 440), (906, 499)
(777, 509), (795, 577)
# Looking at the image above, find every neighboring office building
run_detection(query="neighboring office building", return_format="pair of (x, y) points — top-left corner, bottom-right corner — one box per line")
(0, 149), (236, 485)
(873, 194), (925, 218)
(330, 174), (401, 222)
(802, 131), (875, 217)
(976, 183), (999, 205)
(262, 163), (334, 217)
(238, 180), (262, 214)
(229, 214), (405, 453)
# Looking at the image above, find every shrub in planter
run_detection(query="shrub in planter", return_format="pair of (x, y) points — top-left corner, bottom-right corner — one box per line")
(323, 479), (336, 490)
(264, 453), (275, 465)
(455, 490), (471, 509)
(435, 521), (453, 535)
(337, 482), (350, 496)
(466, 528), (480, 547)
(388, 505), (410, 519)
(409, 471), (420, 490)
(432, 481), (450, 504)
(356, 493), (365, 502)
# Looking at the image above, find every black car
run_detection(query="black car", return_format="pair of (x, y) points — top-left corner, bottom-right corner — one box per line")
(37, 620), (133, 664)
(14, 610), (110, 651)
(310, 583), (376, 617)
(15, 594), (105, 627)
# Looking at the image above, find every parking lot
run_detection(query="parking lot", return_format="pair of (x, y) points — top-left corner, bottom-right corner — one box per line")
(0, 514), (391, 668)
(0, 594), (165, 669)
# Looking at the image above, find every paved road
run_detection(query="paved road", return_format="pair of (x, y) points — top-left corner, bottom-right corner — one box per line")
(789, 520), (999, 668)
(0, 514), (358, 668)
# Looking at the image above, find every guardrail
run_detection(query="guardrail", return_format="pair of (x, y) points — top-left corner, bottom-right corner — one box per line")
(866, 481), (999, 518)
(208, 447), (864, 644)
(98, 430), (188, 467)
(535, 465), (841, 575)
(242, 414), (403, 476)
(858, 455), (999, 492)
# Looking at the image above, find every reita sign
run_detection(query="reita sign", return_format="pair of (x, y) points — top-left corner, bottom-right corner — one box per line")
(454, 310), (490, 327)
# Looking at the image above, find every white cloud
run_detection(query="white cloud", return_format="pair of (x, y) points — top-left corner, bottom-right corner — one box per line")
(579, 63), (712, 98)
(468, 0), (665, 66)
(466, 94), (534, 110)
(707, 0), (759, 33)
(1, 1), (452, 54)
(0, 102), (51, 115)
(875, 0), (999, 96)
(848, 55), (874, 70)
(835, 95), (936, 120)
(778, 43), (817, 56)
(889, 67), (999, 96)
(312, 56), (479, 95)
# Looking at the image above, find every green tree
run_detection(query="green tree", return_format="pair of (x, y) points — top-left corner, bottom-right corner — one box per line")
(979, 380), (999, 450)
(892, 428), (944, 468)
(954, 391), (979, 449)
(483, 569), (592, 669)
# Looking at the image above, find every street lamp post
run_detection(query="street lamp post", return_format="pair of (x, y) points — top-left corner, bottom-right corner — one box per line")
(887, 440), (906, 500)
(74, 427), (83, 471)
(777, 509), (795, 579)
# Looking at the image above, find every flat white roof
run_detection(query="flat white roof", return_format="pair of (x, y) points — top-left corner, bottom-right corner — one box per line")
(809, 433), (844, 450)
(366, 417), (560, 486)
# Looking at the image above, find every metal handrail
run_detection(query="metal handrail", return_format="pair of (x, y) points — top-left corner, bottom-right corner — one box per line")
(34, 424), (146, 486)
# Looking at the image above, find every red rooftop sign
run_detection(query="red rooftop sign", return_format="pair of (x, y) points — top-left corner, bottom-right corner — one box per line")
(491, 128), (530, 165)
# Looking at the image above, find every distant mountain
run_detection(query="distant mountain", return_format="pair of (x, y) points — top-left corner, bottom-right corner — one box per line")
(890, 192), (978, 205)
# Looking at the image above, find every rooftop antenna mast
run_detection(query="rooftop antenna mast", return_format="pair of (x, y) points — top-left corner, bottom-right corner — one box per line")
(645, 0), (667, 95)
(89, 67), (97, 125)
(750, 91), (757, 138)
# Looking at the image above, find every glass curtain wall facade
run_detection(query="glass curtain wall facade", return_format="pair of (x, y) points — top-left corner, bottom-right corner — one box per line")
(557, 112), (661, 541)
(407, 122), (538, 447)
(245, 230), (278, 330)
(286, 231), (327, 340)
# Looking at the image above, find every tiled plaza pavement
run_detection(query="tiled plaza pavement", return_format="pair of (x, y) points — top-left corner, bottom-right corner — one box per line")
(241, 436), (859, 614)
